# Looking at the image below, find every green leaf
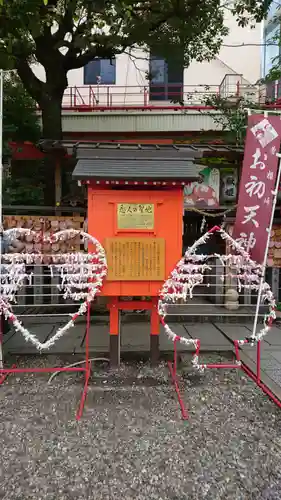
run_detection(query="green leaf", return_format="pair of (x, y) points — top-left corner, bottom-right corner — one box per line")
(0, 0), (271, 142)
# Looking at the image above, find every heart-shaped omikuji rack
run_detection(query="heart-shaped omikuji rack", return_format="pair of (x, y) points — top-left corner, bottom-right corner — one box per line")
(158, 225), (276, 420)
(0, 228), (107, 351)
(0, 228), (108, 421)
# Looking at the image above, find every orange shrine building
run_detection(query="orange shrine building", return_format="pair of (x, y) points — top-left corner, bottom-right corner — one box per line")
(72, 142), (202, 364)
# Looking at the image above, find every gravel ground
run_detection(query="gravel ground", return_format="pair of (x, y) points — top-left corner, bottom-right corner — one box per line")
(0, 354), (281, 500)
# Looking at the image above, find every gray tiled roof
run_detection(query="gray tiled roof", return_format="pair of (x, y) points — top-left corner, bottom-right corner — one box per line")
(74, 144), (202, 160)
(73, 142), (243, 154)
(72, 158), (200, 181)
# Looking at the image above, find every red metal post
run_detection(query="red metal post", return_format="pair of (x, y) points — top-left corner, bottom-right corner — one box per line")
(256, 340), (261, 384)
(236, 80), (240, 97)
(150, 299), (160, 335)
(167, 337), (189, 420)
(144, 87), (148, 106)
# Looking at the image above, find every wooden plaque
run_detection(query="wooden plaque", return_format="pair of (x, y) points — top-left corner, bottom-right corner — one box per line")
(105, 237), (165, 281)
(3, 215), (84, 252)
(117, 203), (154, 230)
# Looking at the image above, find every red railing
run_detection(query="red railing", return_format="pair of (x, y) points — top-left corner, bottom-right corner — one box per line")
(62, 83), (220, 110)
(60, 81), (270, 111)
(265, 80), (281, 104)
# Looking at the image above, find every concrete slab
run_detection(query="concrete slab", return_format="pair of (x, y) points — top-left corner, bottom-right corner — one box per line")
(239, 351), (281, 402)
(3, 328), (17, 345)
(273, 323), (281, 331)
(125, 325), (197, 351)
(263, 369), (281, 386)
(267, 350), (281, 363)
(160, 324), (193, 351)
(46, 323), (86, 354)
(185, 323), (231, 346)
(16, 314), (86, 325)
(166, 301), (259, 317)
(4, 324), (54, 353)
(240, 346), (273, 361)
(259, 357), (281, 371)
(214, 323), (251, 341)
(121, 323), (150, 349)
(262, 327), (281, 346)
(87, 323), (109, 348)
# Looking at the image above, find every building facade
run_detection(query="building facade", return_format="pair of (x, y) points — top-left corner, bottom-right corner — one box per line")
(60, 9), (261, 107)
(32, 9), (262, 136)
(263, 1), (281, 99)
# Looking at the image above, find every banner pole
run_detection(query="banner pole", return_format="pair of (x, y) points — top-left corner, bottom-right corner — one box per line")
(0, 70), (3, 370)
(251, 152), (281, 346)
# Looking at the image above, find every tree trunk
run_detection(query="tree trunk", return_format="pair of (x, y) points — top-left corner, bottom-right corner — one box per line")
(16, 58), (67, 206)
(40, 95), (64, 205)
(40, 95), (63, 140)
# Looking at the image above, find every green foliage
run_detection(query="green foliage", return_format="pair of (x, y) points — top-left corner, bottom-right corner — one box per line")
(3, 73), (41, 157)
(199, 156), (235, 167)
(2, 74), (43, 205)
(231, 0), (273, 26)
(0, 0), (273, 135)
(202, 93), (260, 146)
(3, 176), (45, 205)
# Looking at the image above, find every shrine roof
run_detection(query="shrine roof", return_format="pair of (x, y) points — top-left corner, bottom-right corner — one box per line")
(72, 142), (209, 181)
(72, 158), (200, 181)
(37, 139), (243, 158)
(71, 141), (243, 155)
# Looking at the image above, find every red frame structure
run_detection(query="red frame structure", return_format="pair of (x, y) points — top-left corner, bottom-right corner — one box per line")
(60, 80), (262, 111)
(165, 333), (281, 420)
(162, 225), (281, 420)
(0, 295), (93, 421)
(55, 81), (281, 112)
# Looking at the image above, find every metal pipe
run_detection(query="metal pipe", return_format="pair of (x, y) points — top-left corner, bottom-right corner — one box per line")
(0, 70), (3, 370)
(252, 152), (281, 342)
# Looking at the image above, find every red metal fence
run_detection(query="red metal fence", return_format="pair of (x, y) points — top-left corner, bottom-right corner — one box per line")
(61, 80), (267, 111)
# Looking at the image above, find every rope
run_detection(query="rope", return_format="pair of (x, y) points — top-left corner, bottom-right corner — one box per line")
(185, 205), (238, 218)
(47, 357), (110, 384)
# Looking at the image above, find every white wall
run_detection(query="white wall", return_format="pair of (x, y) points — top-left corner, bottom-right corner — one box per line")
(218, 9), (261, 83)
(184, 10), (261, 100)
(31, 9), (261, 106)
(32, 48), (149, 106)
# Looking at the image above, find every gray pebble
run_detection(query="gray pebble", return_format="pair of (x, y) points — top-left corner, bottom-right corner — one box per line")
(0, 354), (281, 499)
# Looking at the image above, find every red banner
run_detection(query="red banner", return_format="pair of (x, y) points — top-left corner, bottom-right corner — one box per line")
(233, 115), (281, 264)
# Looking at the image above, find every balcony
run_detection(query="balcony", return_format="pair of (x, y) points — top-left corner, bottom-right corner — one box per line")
(57, 75), (269, 135)
(61, 75), (265, 111)
(62, 83), (218, 110)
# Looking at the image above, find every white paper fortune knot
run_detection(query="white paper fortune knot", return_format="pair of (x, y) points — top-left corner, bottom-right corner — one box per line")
(0, 228), (107, 350)
(158, 225), (276, 371)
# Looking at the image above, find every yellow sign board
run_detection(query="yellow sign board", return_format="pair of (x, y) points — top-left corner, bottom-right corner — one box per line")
(105, 237), (165, 281)
(117, 203), (154, 230)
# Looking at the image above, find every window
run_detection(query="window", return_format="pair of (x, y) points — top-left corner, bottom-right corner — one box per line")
(268, 1), (281, 21)
(264, 25), (280, 77)
(150, 56), (167, 84)
(84, 58), (116, 85)
(149, 53), (184, 101)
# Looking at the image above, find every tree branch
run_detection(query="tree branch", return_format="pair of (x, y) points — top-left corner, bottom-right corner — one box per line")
(64, 44), (119, 70)
(52, 1), (75, 42)
(15, 58), (44, 104)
